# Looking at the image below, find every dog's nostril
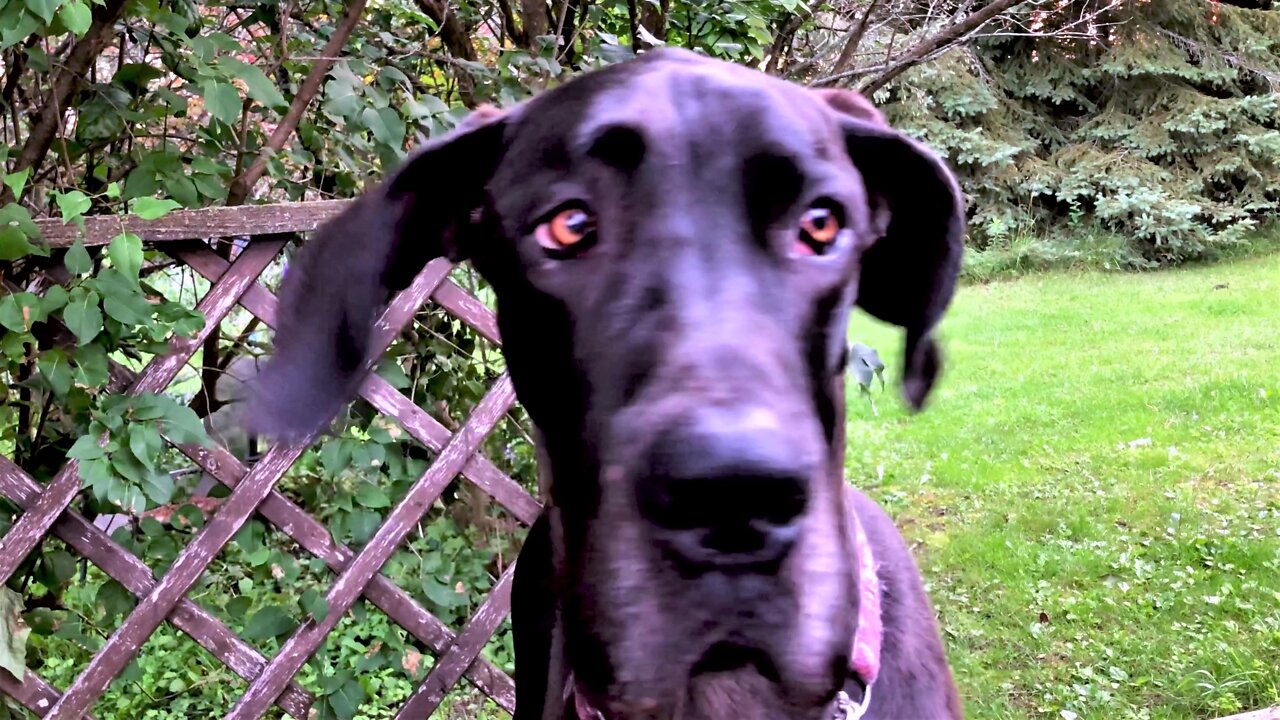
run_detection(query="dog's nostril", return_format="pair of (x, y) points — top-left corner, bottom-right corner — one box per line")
(638, 472), (808, 528)
(636, 422), (811, 564)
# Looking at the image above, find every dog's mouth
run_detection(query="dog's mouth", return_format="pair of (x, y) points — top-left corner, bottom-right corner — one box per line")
(571, 643), (816, 720)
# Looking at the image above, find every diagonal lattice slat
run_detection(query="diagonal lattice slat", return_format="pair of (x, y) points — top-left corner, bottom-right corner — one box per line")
(172, 243), (541, 524)
(0, 667), (96, 719)
(227, 375), (517, 718)
(0, 239), (287, 584)
(4, 204), (538, 718)
(0, 455), (314, 717)
(397, 564), (516, 718)
(43, 442), (309, 717)
(168, 246), (528, 709)
(41, 244), (447, 718)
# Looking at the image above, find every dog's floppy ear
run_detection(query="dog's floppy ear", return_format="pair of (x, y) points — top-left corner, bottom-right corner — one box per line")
(814, 88), (965, 412)
(243, 107), (513, 442)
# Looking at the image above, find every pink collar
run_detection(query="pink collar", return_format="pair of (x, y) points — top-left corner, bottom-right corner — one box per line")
(568, 507), (884, 718)
(848, 503), (884, 688)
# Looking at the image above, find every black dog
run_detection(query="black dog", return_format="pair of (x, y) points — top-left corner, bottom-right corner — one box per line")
(246, 48), (965, 720)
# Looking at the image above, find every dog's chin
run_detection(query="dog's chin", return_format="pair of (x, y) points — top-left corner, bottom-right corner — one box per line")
(579, 643), (836, 720)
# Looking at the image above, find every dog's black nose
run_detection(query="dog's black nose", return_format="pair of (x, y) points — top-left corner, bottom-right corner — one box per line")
(636, 409), (810, 567)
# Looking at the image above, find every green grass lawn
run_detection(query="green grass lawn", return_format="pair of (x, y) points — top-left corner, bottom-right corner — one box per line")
(846, 254), (1280, 720)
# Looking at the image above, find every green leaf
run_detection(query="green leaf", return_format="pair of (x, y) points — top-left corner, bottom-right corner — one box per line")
(45, 550), (77, 585)
(55, 190), (91, 224)
(346, 509), (380, 545)
(67, 434), (106, 461)
(361, 106), (405, 148)
(0, 329), (28, 361)
(24, 608), (58, 636)
(300, 588), (329, 622)
(355, 482), (390, 509)
(37, 349), (72, 396)
(0, 7), (41, 50)
(404, 94), (448, 120)
(107, 232), (143, 282)
(0, 204), (39, 240)
(40, 285), (68, 315)
(0, 587), (31, 681)
(2, 169), (30, 199)
(93, 268), (152, 325)
(420, 577), (464, 609)
(221, 58), (287, 110)
(128, 424), (164, 470)
(57, 0), (89, 35)
(324, 677), (366, 720)
(78, 457), (114, 498)
(64, 237), (92, 274)
(155, 397), (210, 446)
(225, 596), (251, 620)
(62, 286), (103, 344)
(0, 293), (47, 332)
(242, 605), (298, 641)
(131, 197), (181, 221)
(94, 580), (134, 624)
(0, 293), (22, 333)
(0, 225), (38, 261)
(110, 447), (148, 485)
(25, 0), (62, 24)
(71, 343), (109, 388)
(175, 504), (204, 529)
(202, 81), (242, 125)
(140, 470), (173, 506)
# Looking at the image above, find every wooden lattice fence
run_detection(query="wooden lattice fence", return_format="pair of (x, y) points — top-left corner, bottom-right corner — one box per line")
(0, 201), (540, 718)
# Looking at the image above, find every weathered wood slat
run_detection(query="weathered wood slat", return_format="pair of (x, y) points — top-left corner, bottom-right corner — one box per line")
(43, 248), (451, 718)
(396, 565), (516, 719)
(45, 440), (307, 712)
(33, 200), (352, 247)
(45, 443), (308, 718)
(0, 239), (285, 585)
(168, 246), (521, 709)
(0, 668), (96, 719)
(225, 375), (517, 719)
(5, 205), (532, 717)
(360, 376), (541, 525)
(6, 265), (509, 712)
(0, 456), (314, 717)
(172, 243), (541, 524)
(433, 281), (502, 347)
(1216, 709), (1280, 720)
(169, 437), (518, 712)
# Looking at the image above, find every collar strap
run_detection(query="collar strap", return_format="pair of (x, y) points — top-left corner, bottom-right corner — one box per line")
(848, 501), (883, 688)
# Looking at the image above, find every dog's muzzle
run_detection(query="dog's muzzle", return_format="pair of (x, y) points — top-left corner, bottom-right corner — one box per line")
(633, 405), (815, 569)
(565, 494), (884, 720)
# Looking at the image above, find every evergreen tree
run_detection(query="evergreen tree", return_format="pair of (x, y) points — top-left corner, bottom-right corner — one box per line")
(876, 0), (1280, 265)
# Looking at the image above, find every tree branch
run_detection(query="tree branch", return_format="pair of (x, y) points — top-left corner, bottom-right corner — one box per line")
(415, 0), (478, 106)
(521, 0), (549, 50)
(859, 0), (1024, 94)
(224, 0), (370, 206)
(2, 0), (127, 204)
(832, 0), (882, 76)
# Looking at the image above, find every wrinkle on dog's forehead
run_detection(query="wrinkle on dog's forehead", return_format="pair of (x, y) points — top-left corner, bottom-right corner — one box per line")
(575, 59), (840, 172)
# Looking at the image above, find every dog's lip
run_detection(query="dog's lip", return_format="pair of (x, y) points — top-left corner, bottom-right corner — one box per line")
(570, 643), (787, 720)
(653, 522), (800, 572)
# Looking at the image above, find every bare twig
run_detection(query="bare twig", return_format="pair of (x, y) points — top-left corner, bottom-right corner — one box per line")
(859, 0), (1024, 94)
(224, 0), (370, 206)
(2, 0), (128, 204)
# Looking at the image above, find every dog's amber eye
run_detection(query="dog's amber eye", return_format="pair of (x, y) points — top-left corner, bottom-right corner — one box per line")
(793, 205), (843, 257)
(537, 207), (597, 253)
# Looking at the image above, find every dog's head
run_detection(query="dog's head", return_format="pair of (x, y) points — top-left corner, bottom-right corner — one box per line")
(247, 48), (963, 719)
